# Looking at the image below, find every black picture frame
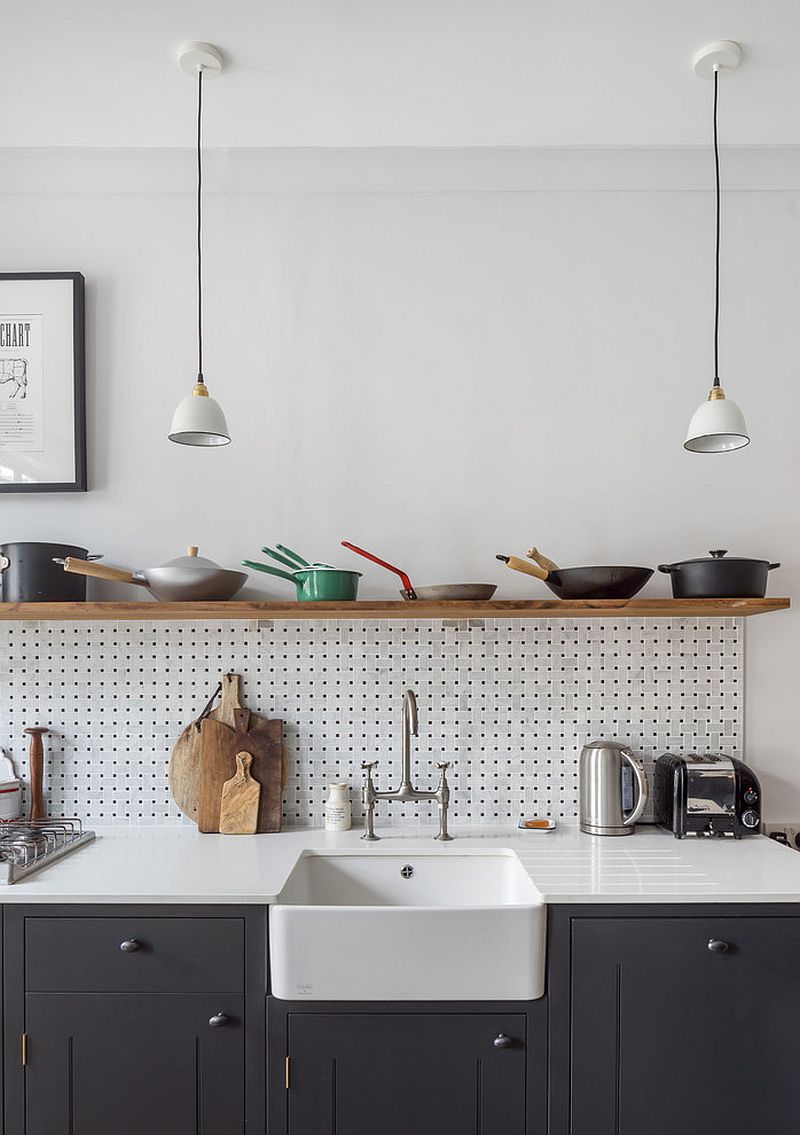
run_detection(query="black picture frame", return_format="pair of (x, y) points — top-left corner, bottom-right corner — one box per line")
(0, 272), (86, 493)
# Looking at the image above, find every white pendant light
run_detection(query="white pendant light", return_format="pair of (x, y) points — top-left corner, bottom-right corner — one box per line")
(169, 42), (231, 447)
(684, 41), (749, 454)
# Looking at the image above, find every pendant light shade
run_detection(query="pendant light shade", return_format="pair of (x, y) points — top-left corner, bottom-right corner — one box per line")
(169, 42), (230, 448)
(684, 41), (749, 454)
(169, 381), (230, 446)
(684, 387), (749, 452)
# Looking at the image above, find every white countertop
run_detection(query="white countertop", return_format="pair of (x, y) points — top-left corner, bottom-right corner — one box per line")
(3, 822), (800, 905)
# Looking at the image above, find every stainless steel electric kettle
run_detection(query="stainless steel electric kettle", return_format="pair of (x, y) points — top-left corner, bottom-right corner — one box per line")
(579, 740), (648, 836)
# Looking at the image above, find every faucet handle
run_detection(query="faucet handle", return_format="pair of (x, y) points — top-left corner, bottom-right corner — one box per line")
(361, 760), (379, 772)
(436, 761), (452, 771)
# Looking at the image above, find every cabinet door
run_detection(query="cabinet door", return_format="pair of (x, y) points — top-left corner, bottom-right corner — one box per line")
(286, 1012), (526, 1135)
(23, 993), (244, 1135)
(570, 917), (800, 1134)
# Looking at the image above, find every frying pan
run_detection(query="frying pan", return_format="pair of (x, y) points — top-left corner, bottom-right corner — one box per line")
(496, 548), (653, 600)
(61, 546), (247, 602)
(342, 541), (496, 601)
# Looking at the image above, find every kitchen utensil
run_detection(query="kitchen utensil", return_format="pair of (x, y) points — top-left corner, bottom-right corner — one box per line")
(658, 550), (780, 599)
(341, 541), (497, 601)
(0, 542), (102, 603)
(24, 727), (49, 822)
(168, 679), (225, 821)
(526, 547), (560, 573)
(219, 752), (261, 835)
(168, 673), (286, 822)
(654, 752), (762, 839)
(243, 554), (361, 601)
(62, 546), (247, 602)
(198, 707), (283, 833)
(0, 750), (21, 821)
(497, 553), (653, 600)
(579, 739), (648, 836)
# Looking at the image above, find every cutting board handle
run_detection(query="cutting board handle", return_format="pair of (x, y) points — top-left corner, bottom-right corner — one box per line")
(217, 674), (243, 726)
(234, 707), (252, 735)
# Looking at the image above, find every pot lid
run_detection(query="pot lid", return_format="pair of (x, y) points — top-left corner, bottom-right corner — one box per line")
(671, 549), (772, 566)
(293, 564), (361, 575)
(160, 546), (227, 571)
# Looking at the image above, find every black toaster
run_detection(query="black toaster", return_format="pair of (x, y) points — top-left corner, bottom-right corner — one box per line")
(654, 752), (761, 838)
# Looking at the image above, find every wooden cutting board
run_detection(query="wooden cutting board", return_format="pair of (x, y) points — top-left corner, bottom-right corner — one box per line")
(219, 752), (261, 835)
(198, 707), (284, 834)
(168, 673), (286, 821)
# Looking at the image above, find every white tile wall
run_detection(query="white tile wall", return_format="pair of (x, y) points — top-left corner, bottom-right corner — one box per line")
(0, 617), (742, 827)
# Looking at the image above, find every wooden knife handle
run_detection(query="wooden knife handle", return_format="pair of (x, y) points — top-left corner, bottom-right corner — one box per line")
(526, 548), (560, 572)
(24, 727), (49, 821)
(62, 558), (141, 585)
(504, 556), (549, 581)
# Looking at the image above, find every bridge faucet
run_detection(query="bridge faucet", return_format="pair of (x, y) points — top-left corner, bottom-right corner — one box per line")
(361, 689), (453, 842)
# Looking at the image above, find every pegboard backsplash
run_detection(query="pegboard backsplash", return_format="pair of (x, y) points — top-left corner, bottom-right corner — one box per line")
(0, 617), (741, 827)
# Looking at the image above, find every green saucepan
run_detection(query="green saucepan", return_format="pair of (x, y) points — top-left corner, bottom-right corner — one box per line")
(242, 559), (361, 601)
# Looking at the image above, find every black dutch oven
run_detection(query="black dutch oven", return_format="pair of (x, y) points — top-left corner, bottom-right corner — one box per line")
(658, 549), (780, 599)
(0, 542), (102, 602)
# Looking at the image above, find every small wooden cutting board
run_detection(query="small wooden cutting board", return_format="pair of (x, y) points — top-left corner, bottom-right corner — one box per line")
(198, 707), (284, 834)
(219, 752), (261, 835)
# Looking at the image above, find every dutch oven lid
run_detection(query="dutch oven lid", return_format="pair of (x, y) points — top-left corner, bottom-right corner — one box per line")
(662, 550), (778, 568)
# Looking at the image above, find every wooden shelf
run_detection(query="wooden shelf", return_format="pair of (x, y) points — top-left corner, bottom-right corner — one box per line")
(0, 597), (789, 622)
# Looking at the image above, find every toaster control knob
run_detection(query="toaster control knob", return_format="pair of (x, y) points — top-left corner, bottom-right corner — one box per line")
(743, 788), (758, 805)
(741, 810), (760, 829)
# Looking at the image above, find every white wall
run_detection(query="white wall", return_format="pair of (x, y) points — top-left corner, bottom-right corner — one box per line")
(1, 146), (797, 815)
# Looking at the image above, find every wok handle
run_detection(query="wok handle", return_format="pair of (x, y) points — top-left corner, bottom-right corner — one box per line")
(241, 560), (297, 584)
(341, 541), (416, 598)
(61, 558), (141, 585)
(657, 564), (676, 573)
(496, 555), (548, 581)
(526, 548), (560, 572)
(769, 563), (781, 570)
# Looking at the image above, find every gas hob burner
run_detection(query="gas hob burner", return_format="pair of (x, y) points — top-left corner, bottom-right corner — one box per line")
(0, 819), (95, 883)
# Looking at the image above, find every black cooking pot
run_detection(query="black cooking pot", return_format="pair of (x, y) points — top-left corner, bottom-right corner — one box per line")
(658, 550), (780, 599)
(0, 542), (102, 602)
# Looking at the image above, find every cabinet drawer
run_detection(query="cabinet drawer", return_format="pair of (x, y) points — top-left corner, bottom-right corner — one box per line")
(25, 916), (245, 992)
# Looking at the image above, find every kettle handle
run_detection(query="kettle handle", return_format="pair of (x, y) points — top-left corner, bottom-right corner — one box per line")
(621, 748), (648, 826)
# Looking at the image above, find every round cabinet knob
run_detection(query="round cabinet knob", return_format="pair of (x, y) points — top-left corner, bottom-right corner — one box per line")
(119, 939), (142, 953)
(741, 810), (760, 829)
(707, 938), (729, 954)
(493, 1033), (514, 1049)
(208, 1012), (230, 1028)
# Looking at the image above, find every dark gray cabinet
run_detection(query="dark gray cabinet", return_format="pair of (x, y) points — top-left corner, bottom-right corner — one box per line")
(550, 908), (800, 1135)
(24, 993), (243, 1135)
(3, 906), (266, 1135)
(270, 1004), (541, 1135)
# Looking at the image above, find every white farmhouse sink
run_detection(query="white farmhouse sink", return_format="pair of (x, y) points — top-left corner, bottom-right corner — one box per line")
(269, 849), (545, 1001)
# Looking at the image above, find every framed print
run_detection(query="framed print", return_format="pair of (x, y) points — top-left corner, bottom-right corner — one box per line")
(0, 272), (86, 493)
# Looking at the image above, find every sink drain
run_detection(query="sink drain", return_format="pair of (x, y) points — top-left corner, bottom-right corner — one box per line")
(400, 864), (414, 879)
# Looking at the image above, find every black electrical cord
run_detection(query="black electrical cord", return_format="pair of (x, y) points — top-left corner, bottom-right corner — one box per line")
(712, 66), (721, 386)
(197, 68), (204, 383)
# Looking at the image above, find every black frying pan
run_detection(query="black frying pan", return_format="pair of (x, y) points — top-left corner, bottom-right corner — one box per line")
(496, 549), (653, 600)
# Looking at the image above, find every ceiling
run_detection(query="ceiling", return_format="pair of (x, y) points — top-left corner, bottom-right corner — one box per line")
(5, 0), (800, 148)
